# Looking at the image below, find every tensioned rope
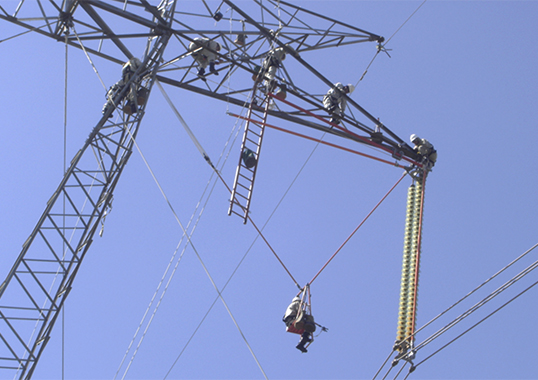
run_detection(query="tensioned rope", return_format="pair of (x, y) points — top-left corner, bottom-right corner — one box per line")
(308, 170), (408, 286)
(157, 81), (300, 289)
(163, 135), (325, 378)
(162, 85), (413, 303)
(163, 80), (411, 293)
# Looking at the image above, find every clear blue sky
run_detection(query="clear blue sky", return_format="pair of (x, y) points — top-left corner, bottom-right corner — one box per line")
(1, 1), (537, 379)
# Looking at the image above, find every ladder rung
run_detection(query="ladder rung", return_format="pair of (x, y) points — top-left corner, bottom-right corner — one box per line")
(239, 162), (255, 172)
(230, 197), (245, 206)
(230, 209), (246, 218)
(246, 130), (261, 140)
(236, 182), (251, 193)
(233, 188), (249, 198)
(238, 172), (254, 181)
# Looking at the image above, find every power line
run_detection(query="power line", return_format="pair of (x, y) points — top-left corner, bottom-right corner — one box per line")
(415, 270), (538, 369)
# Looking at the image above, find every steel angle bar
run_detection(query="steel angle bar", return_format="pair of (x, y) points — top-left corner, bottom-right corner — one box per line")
(270, 0), (383, 39)
(83, 0), (159, 30)
(78, 1), (133, 59)
(155, 75), (353, 141)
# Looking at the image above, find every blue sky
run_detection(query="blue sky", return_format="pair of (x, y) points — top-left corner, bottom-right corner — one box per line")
(1, 1), (537, 379)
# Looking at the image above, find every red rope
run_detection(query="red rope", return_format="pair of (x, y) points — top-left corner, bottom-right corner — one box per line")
(308, 170), (408, 285)
(269, 93), (421, 167)
(229, 113), (406, 169)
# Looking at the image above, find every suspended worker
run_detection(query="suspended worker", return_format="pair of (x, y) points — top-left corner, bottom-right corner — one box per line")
(260, 47), (286, 92)
(323, 82), (355, 125)
(188, 37), (221, 80)
(410, 134), (437, 168)
(282, 295), (316, 353)
(102, 57), (144, 117)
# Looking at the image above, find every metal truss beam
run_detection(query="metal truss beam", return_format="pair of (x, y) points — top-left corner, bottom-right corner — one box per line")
(0, 2), (175, 377)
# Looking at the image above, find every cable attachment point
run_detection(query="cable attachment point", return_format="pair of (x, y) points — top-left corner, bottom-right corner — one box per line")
(406, 165), (426, 183)
(203, 153), (215, 168)
(376, 43), (392, 58)
(59, 11), (74, 35)
(392, 340), (416, 367)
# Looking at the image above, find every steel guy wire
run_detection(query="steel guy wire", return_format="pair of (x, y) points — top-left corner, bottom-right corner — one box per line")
(126, 84), (248, 380)
(164, 126), (329, 377)
(354, 0), (428, 88)
(120, 120), (268, 380)
(72, 24), (108, 92)
(0, 21), (57, 43)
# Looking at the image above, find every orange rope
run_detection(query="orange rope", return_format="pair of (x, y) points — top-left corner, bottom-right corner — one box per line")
(229, 113), (406, 169)
(308, 170), (408, 285)
(268, 93), (421, 167)
(211, 166), (302, 289)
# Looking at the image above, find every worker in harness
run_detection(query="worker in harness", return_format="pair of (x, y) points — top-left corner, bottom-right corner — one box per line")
(282, 295), (316, 353)
(102, 57), (145, 117)
(260, 47), (286, 92)
(188, 37), (221, 80)
(410, 134), (437, 169)
(323, 82), (355, 125)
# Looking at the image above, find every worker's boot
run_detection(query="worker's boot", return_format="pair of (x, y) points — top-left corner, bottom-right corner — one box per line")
(295, 343), (307, 353)
(197, 67), (207, 82)
(327, 104), (337, 113)
(330, 116), (340, 125)
(296, 333), (311, 353)
(209, 62), (218, 75)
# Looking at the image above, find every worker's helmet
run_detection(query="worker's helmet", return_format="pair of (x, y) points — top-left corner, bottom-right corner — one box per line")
(215, 42), (222, 51)
(410, 134), (420, 143)
(346, 84), (355, 94)
(130, 57), (142, 69)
